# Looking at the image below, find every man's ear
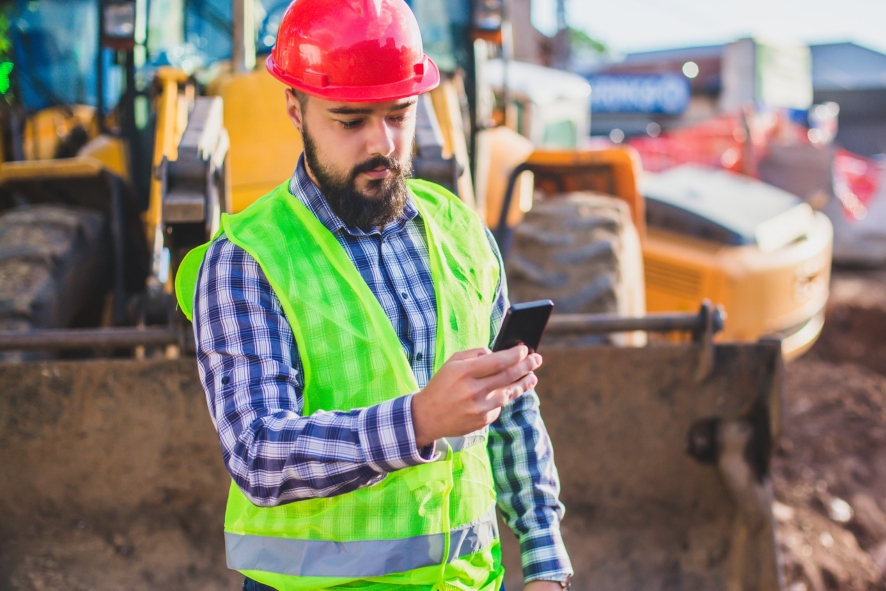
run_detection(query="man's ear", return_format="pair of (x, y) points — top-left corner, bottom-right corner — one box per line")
(285, 89), (303, 133)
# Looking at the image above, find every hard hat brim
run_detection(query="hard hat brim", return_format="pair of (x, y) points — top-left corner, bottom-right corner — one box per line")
(266, 54), (441, 103)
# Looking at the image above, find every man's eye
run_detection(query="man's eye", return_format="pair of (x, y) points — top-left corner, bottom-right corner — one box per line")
(389, 114), (408, 123)
(340, 120), (362, 129)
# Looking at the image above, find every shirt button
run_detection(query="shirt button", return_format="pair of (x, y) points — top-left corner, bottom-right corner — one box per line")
(221, 376), (230, 385)
(401, 292), (409, 300)
(415, 352), (423, 361)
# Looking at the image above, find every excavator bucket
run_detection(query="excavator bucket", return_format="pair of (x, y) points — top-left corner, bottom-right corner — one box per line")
(0, 357), (238, 589)
(0, 308), (784, 590)
(501, 309), (786, 591)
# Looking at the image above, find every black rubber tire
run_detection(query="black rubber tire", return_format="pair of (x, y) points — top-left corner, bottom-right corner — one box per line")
(505, 193), (644, 344)
(0, 205), (110, 360)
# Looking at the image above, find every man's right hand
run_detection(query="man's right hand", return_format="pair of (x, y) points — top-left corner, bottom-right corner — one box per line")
(411, 345), (542, 448)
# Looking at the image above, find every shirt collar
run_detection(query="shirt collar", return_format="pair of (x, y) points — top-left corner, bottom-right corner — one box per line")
(289, 154), (419, 238)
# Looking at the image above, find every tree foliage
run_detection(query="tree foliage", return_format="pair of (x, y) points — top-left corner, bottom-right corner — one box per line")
(0, 10), (11, 61)
(568, 26), (607, 55)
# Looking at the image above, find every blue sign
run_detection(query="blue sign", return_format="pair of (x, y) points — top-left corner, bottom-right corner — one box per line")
(587, 74), (691, 115)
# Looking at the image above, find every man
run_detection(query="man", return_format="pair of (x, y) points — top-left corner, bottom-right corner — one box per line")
(175, 0), (573, 589)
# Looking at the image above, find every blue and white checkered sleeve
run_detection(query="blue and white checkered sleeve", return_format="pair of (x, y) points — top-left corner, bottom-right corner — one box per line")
(483, 228), (574, 583)
(193, 237), (433, 507)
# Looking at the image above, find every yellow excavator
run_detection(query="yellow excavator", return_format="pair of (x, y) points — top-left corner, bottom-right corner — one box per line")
(0, 1), (804, 590)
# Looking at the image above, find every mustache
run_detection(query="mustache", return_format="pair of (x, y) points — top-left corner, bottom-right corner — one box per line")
(351, 155), (405, 178)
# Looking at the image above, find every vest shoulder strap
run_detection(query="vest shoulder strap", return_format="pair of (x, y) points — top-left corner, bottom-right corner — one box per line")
(174, 187), (285, 322)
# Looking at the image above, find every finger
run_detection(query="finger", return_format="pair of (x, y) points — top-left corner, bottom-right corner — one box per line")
(474, 353), (542, 393)
(447, 347), (491, 363)
(465, 345), (528, 378)
(504, 371), (538, 401)
(513, 371), (538, 398)
(486, 372), (538, 409)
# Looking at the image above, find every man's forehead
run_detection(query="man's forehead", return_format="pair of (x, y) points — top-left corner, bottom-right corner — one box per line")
(320, 96), (419, 115)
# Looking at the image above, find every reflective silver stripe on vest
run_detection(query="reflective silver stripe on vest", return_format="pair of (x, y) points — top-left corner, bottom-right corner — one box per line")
(436, 432), (486, 455)
(225, 505), (498, 578)
(446, 504), (499, 563)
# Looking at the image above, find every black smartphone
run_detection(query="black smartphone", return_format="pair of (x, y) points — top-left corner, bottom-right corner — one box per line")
(492, 300), (555, 353)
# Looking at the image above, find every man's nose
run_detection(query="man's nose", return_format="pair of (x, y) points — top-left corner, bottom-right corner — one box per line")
(365, 117), (396, 157)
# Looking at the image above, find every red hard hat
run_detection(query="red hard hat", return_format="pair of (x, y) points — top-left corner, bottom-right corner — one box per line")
(266, 0), (440, 102)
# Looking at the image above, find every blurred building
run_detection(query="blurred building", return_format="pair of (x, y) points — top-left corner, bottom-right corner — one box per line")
(583, 44), (722, 138)
(811, 43), (886, 157)
(510, 0), (555, 66)
(582, 40), (886, 157)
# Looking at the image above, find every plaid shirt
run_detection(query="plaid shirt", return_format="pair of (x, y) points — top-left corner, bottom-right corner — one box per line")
(193, 156), (572, 583)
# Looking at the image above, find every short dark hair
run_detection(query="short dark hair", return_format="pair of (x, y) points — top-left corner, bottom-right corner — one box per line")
(289, 88), (310, 113)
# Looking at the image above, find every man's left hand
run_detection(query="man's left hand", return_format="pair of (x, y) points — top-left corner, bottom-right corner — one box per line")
(524, 581), (564, 591)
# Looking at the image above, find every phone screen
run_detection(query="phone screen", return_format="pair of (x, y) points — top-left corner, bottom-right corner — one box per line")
(492, 300), (554, 353)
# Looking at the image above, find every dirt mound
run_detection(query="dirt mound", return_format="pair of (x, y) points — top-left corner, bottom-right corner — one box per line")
(813, 269), (886, 375)
(774, 358), (886, 590)
(771, 268), (886, 591)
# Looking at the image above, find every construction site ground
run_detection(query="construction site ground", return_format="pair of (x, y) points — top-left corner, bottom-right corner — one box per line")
(765, 268), (886, 591)
(4, 268), (886, 591)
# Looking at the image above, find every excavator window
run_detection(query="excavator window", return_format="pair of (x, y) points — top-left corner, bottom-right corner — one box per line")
(183, 0), (286, 62)
(9, 0), (122, 112)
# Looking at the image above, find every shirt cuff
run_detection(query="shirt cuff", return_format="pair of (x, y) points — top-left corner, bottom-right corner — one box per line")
(357, 393), (439, 473)
(520, 528), (574, 584)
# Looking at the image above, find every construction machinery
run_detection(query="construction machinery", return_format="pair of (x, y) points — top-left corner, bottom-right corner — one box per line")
(496, 151), (832, 359)
(0, 1), (795, 590)
(640, 166), (832, 359)
(0, 0), (227, 358)
(480, 54), (831, 359)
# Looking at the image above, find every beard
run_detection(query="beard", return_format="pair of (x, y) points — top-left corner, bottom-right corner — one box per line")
(302, 125), (412, 230)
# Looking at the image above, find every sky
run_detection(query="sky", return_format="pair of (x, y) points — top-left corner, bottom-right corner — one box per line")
(532, 0), (886, 56)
